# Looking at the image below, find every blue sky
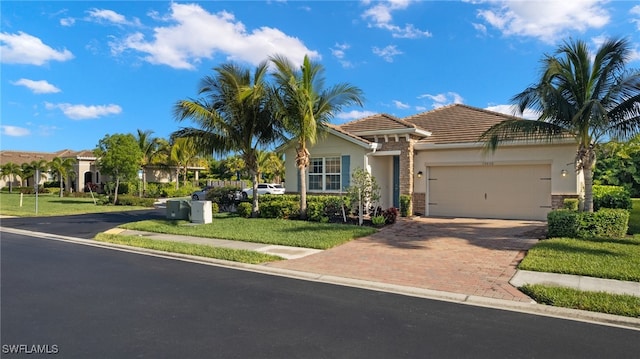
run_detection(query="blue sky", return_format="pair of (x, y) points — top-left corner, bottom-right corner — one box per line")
(2, 0), (639, 152)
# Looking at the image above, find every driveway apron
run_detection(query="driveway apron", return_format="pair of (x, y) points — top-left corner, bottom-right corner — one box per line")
(267, 217), (546, 302)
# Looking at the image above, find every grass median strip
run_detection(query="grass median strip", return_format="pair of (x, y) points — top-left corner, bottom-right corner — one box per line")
(95, 233), (283, 264)
(520, 284), (640, 318)
(119, 217), (377, 250)
(518, 236), (640, 282)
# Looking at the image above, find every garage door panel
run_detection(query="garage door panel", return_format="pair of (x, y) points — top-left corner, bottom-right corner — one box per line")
(428, 165), (551, 220)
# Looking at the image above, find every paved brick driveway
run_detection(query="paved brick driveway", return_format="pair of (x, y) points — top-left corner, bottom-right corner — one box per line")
(267, 217), (546, 302)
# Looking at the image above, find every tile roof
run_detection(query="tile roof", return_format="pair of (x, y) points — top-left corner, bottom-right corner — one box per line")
(404, 104), (521, 144)
(338, 113), (416, 134)
(0, 149), (95, 165)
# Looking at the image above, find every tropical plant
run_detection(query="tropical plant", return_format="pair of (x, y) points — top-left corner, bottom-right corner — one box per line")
(170, 137), (203, 188)
(594, 134), (640, 197)
(259, 151), (285, 183)
(173, 61), (284, 217)
(94, 133), (144, 204)
(346, 168), (381, 225)
(270, 54), (364, 219)
(49, 156), (76, 197)
(135, 129), (164, 194)
(1, 162), (21, 193)
(481, 38), (640, 212)
(20, 160), (48, 189)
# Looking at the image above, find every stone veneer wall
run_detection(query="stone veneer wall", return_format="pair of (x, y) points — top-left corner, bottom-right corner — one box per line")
(551, 194), (580, 210)
(378, 137), (416, 196)
(412, 192), (426, 216)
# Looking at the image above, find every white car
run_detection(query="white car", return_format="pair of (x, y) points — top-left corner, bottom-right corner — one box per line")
(241, 183), (285, 198)
(191, 186), (212, 200)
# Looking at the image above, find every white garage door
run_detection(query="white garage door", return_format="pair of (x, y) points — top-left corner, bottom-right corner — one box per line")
(427, 165), (552, 220)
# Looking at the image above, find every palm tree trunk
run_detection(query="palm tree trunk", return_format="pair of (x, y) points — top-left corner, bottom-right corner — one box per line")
(297, 145), (310, 220)
(58, 171), (64, 198)
(583, 165), (595, 212)
(251, 172), (259, 218)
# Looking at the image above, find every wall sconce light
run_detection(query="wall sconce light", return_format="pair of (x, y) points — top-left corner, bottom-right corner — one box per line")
(561, 169), (567, 177)
(417, 171), (423, 178)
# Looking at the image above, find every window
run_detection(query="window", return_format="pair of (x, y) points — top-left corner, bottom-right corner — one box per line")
(309, 156), (341, 191)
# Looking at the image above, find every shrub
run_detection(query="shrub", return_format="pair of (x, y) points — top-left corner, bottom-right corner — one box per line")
(115, 195), (156, 207)
(547, 209), (629, 239)
(307, 201), (325, 222)
(236, 202), (252, 218)
(383, 207), (399, 224)
(206, 186), (241, 211)
(211, 202), (219, 215)
(563, 198), (579, 211)
(400, 195), (411, 217)
(593, 185), (632, 211)
(259, 199), (300, 219)
(547, 210), (579, 238)
(371, 215), (386, 227)
(576, 209), (630, 238)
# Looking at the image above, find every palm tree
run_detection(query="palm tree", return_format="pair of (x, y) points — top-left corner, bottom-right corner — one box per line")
(270, 54), (365, 219)
(1, 162), (21, 193)
(173, 61), (283, 217)
(49, 157), (76, 197)
(135, 129), (163, 194)
(21, 160), (48, 190)
(169, 137), (199, 189)
(257, 150), (285, 183)
(481, 38), (640, 212)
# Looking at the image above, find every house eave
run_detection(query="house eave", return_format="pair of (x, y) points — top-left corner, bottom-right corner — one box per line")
(414, 138), (575, 150)
(353, 128), (432, 138)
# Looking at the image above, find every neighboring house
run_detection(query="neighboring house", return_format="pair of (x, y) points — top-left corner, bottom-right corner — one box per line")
(0, 150), (204, 192)
(281, 104), (582, 221)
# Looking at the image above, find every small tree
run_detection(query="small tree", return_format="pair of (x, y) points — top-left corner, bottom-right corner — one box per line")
(49, 157), (76, 197)
(346, 168), (381, 225)
(94, 133), (144, 204)
(1, 162), (21, 193)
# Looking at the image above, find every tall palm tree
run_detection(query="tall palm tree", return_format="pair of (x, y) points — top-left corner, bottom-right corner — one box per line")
(169, 137), (199, 188)
(270, 54), (365, 219)
(49, 157), (76, 197)
(1, 162), (21, 193)
(135, 129), (163, 194)
(173, 61), (283, 217)
(481, 38), (640, 212)
(257, 150), (285, 184)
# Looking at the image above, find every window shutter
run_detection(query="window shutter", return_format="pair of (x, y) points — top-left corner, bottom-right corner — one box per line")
(341, 155), (350, 190)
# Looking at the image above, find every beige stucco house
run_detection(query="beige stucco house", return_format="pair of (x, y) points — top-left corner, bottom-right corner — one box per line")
(0, 149), (203, 192)
(282, 104), (582, 221)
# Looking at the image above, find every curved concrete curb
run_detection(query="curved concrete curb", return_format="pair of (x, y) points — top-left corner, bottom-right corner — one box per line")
(3, 227), (639, 331)
(511, 270), (640, 297)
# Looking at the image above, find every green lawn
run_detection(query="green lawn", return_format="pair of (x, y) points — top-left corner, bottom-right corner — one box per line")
(0, 192), (151, 216)
(95, 233), (283, 264)
(119, 216), (377, 249)
(520, 284), (640, 318)
(518, 236), (640, 282)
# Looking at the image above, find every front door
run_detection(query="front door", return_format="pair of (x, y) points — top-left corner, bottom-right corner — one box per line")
(392, 156), (400, 208)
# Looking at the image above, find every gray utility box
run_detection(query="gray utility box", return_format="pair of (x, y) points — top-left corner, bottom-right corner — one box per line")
(190, 201), (213, 224)
(166, 199), (191, 220)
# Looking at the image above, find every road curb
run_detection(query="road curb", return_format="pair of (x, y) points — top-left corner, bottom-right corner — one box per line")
(3, 227), (639, 331)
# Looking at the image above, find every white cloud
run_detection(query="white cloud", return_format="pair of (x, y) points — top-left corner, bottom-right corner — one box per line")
(476, 0), (610, 43)
(417, 92), (464, 108)
(631, 5), (640, 31)
(485, 104), (539, 120)
(12, 79), (61, 94)
(60, 18), (75, 27)
(1, 125), (30, 137)
(45, 102), (122, 120)
(393, 100), (410, 109)
(87, 8), (141, 27)
(110, 3), (319, 70)
(362, 0), (431, 39)
(336, 110), (377, 121)
(373, 45), (403, 62)
(0, 31), (74, 65)
(415, 106), (427, 112)
(331, 43), (353, 68)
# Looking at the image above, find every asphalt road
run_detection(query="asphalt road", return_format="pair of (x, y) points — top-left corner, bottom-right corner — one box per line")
(2, 232), (639, 358)
(0, 208), (164, 238)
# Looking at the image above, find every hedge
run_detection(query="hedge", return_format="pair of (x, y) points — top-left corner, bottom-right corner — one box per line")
(593, 185), (632, 211)
(547, 208), (630, 239)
